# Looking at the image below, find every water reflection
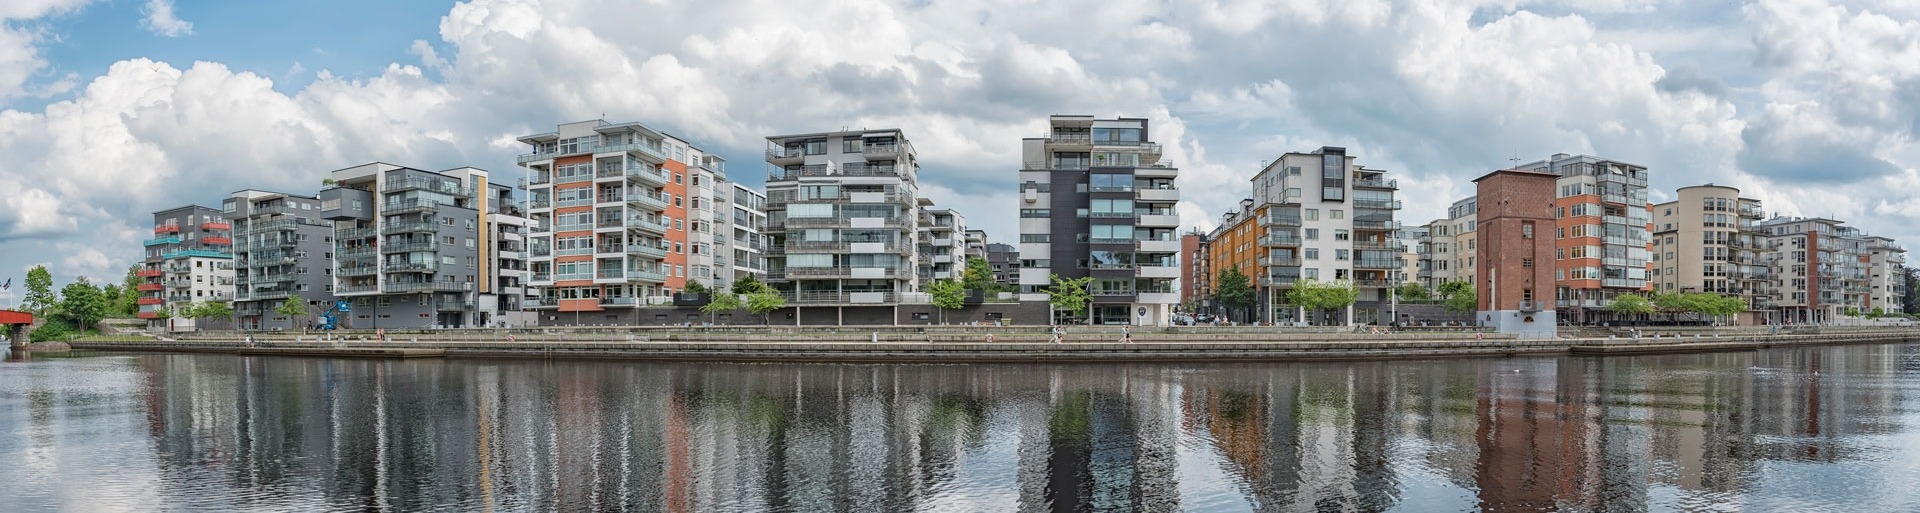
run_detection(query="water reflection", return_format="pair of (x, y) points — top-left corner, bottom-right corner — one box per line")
(1, 344), (1916, 512)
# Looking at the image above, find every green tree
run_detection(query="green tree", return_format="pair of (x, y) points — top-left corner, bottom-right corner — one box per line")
(1868, 307), (1886, 319)
(962, 257), (997, 293)
(732, 274), (767, 295)
(1437, 281), (1477, 314)
(1607, 294), (1654, 316)
(928, 279), (967, 324)
(195, 301), (233, 330)
(1844, 306), (1862, 317)
(700, 292), (742, 324)
(275, 296), (310, 330)
(102, 284), (124, 316)
(1045, 274), (1094, 325)
(1212, 268), (1256, 322)
(682, 280), (709, 295)
(1396, 282), (1430, 301)
(1286, 279), (1359, 325)
(22, 265), (55, 315)
(745, 290), (786, 325)
(117, 265), (143, 316)
(57, 278), (108, 333)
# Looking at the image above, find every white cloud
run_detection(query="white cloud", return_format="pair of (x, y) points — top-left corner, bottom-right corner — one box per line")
(139, 0), (193, 37)
(0, 0), (1915, 288)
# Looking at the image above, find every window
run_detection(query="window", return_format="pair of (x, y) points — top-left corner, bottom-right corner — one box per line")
(1305, 209), (1319, 221)
(1522, 222), (1534, 239)
(1334, 229), (1350, 241)
(1335, 249), (1349, 261)
(1305, 228), (1319, 240)
(1331, 210), (1344, 220)
(1522, 258), (1533, 268)
(1020, 209), (1050, 218)
(1305, 248), (1320, 260)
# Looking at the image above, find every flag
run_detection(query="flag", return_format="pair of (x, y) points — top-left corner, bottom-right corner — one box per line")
(1, 278), (10, 290)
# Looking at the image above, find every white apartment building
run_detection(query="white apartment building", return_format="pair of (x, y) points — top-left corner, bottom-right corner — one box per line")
(764, 128), (924, 304)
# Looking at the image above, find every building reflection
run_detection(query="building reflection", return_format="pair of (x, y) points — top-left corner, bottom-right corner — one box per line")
(121, 343), (1908, 511)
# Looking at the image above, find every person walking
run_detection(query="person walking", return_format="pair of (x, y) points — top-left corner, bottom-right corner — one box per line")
(1121, 324), (1132, 344)
(1051, 325), (1064, 344)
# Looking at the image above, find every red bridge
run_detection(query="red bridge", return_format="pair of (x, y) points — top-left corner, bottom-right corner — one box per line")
(1, 309), (32, 347)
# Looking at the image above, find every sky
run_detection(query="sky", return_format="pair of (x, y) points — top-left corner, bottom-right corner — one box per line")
(0, 0), (1917, 296)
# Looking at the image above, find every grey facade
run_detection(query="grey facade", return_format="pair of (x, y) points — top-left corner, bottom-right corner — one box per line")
(718, 182), (769, 289)
(322, 163), (496, 329)
(986, 243), (1019, 287)
(224, 190), (338, 330)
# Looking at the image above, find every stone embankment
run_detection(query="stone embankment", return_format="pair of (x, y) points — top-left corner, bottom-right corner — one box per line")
(63, 325), (1920, 363)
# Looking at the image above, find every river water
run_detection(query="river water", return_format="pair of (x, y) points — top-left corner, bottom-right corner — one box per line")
(2, 344), (1918, 512)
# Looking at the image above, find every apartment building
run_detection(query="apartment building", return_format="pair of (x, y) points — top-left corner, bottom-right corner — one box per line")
(1187, 147), (1403, 324)
(1519, 154), (1651, 324)
(319, 163), (523, 329)
(1756, 216), (1870, 324)
(223, 190), (337, 330)
(1194, 201), (1263, 322)
(517, 120), (728, 319)
(1017, 115), (1181, 325)
(964, 229), (988, 260)
(717, 182), (769, 288)
(1179, 232), (1205, 306)
(1443, 198), (1479, 291)
(1416, 219), (1457, 292)
(137, 205), (235, 331)
(1866, 236), (1907, 314)
(986, 242), (1020, 289)
(917, 206), (967, 282)
(764, 128), (923, 304)
(1473, 169), (1558, 338)
(1650, 185), (1771, 321)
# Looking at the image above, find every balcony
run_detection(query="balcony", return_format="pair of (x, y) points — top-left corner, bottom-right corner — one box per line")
(1353, 199), (1402, 210)
(1135, 188), (1180, 203)
(1261, 276), (1299, 287)
(1258, 257), (1301, 267)
(384, 281), (471, 293)
(336, 227), (377, 240)
(199, 236), (232, 246)
(1517, 300), (1542, 312)
(143, 236), (181, 247)
(387, 178), (474, 197)
(627, 270), (669, 283)
(785, 266), (904, 279)
(625, 217), (671, 234)
(627, 244), (670, 259)
(383, 241), (440, 254)
(383, 262), (439, 273)
(862, 143), (900, 157)
(136, 283), (163, 292)
(1354, 259), (1403, 270)
(338, 266), (379, 277)
(137, 298), (164, 305)
(1048, 132), (1092, 145)
(200, 221), (231, 231)
(1353, 178), (1398, 189)
(766, 147), (806, 165)
(1259, 234), (1302, 247)
(383, 199), (441, 215)
(154, 225), (181, 234)
(137, 269), (163, 278)
(1259, 215), (1303, 227)
(435, 298), (471, 311)
(624, 193), (670, 211)
(1352, 241), (1407, 252)
(381, 221), (438, 235)
(1353, 220), (1401, 230)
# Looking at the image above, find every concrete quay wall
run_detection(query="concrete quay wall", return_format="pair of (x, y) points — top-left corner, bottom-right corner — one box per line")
(71, 329), (1920, 363)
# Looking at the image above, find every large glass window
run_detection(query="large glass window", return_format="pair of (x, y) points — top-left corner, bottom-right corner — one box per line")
(1090, 224), (1134, 242)
(1091, 128), (1142, 143)
(1090, 174), (1133, 191)
(788, 204), (833, 218)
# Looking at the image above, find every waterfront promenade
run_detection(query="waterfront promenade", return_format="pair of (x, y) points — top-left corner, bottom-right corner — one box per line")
(61, 325), (1920, 363)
